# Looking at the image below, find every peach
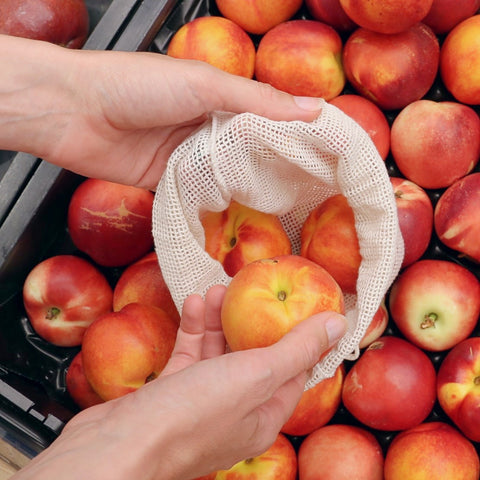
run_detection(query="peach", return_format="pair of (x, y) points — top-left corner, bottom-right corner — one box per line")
(300, 194), (361, 294)
(0, 0), (89, 48)
(113, 251), (180, 324)
(298, 424), (384, 480)
(423, 0), (480, 34)
(338, 0), (434, 34)
(343, 23), (440, 111)
(221, 255), (344, 352)
(434, 172), (480, 263)
(82, 303), (178, 401)
(390, 177), (433, 268)
(440, 14), (480, 105)
(201, 200), (291, 278)
(342, 336), (437, 431)
(281, 363), (344, 437)
(167, 16), (256, 78)
(202, 433), (297, 480)
(358, 298), (389, 349)
(66, 352), (104, 410)
(22, 255), (113, 347)
(437, 337), (480, 442)
(388, 259), (480, 352)
(329, 94), (391, 161)
(384, 422), (480, 480)
(305, 0), (357, 32)
(391, 100), (480, 189)
(255, 19), (345, 100)
(67, 179), (154, 267)
(215, 0), (303, 35)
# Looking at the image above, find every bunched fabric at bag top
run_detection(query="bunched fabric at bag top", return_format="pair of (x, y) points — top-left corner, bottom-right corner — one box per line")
(152, 100), (404, 389)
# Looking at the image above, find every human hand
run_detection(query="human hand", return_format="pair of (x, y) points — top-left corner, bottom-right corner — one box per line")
(12, 285), (345, 480)
(147, 286), (346, 479)
(0, 35), (323, 190)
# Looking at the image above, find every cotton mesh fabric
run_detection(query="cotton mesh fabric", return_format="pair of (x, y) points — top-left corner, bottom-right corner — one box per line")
(152, 100), (404, 389)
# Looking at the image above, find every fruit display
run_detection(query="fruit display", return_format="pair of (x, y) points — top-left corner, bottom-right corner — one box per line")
(2, 0), (480, 477)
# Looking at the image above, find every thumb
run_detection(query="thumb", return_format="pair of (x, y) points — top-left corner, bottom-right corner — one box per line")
(264, 311), (348, 388)
(197, 63), (324, 123)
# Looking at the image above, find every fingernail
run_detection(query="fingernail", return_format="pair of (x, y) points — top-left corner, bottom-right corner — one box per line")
(325, 314), (347, 346)
(294, 96), (323, 111)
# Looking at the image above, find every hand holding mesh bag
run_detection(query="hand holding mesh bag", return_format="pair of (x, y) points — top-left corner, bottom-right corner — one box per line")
(152, 100), (404, 387)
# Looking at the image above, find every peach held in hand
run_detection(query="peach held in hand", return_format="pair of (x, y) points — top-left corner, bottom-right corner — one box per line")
(221, 255), (344, 352)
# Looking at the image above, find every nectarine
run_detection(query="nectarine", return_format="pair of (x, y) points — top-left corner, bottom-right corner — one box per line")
(167, 16), (256, 78)
(221, 255), (344, 352)
(255, 19), (345, 100)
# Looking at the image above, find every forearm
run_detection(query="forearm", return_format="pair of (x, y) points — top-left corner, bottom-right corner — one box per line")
(0, 34), (82, 158)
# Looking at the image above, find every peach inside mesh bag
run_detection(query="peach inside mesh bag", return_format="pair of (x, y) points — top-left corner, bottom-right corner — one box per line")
(152, 100), (404, 389)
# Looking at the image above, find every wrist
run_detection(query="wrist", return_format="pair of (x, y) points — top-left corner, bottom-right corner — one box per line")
(0, 35), (81, 158)
(80, 385), (202, 480)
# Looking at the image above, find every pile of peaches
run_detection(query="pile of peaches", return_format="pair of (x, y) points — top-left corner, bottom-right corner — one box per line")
(166, 2), (480, 477)
(19, 0), (480, 479)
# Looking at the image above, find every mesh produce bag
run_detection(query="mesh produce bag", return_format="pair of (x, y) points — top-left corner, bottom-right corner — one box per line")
(152, 100), (404, 388)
